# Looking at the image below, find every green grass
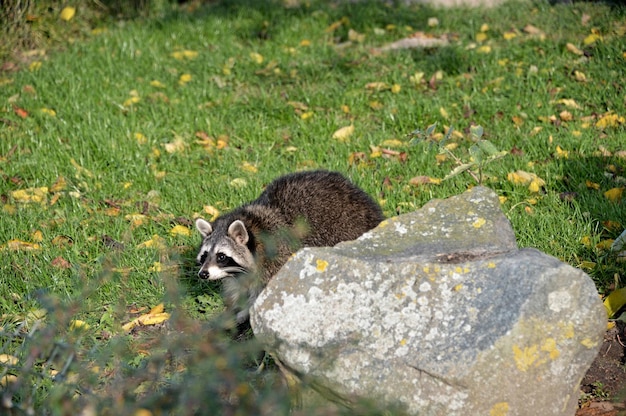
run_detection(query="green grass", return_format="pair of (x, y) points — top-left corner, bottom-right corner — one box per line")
(0, 0), (625, 412)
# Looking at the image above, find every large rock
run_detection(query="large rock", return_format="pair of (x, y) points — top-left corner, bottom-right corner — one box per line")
(250, 186), (606, 415)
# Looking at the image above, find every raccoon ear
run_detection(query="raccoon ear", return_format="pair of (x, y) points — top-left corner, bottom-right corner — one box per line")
(228, 220), (249, 245)
(195, 218), (213, 238)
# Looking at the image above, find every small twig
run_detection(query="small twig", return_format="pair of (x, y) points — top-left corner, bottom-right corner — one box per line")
(58, 352), (75, 380)
(441, 147), (480, 183)
(617, 333), (626, 348)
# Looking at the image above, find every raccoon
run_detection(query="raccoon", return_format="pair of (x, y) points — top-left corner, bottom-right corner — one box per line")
(195, 170), (384, 324)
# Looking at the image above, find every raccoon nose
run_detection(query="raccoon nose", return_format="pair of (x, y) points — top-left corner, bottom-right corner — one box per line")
(198, 269), (210, 280)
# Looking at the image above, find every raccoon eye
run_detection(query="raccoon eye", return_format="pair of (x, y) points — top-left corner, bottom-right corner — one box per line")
(216, 253), (227, 263)
(198, 252), (208, 265)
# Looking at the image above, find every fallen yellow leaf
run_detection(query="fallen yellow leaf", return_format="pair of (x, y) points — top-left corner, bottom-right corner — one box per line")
(332, 125), (354, 141)
(164, 137), (186, 153)
(0, 354), (19, 366)
(134, 132), (148, 144)
(26, 308), (47, 321)
(348, 29), (365, 43)
(31, 230), (43, 242)
(523, 24), (544, 36)
(528, 179), (542, 193)
(325, 19), (345, 33)
(179, 73), (192, 85)
(503, 31), (517, 40)
(596, 113), (625, 129)
(140, 312), (170, 325)
(241, 161), (258, 173)
(559, 111), (573, 122)
(554, 98), (582, 109)
(230, 178), (248, 189)
(123, 96), (140, 107)
(125, 213), (148, 227)
(2, 240), (41, 251)
(574, 71), (587, 82)
(69, 320), (90, 331)
(381, 139), (404, 148)
(29, 61), (42, 72)
(409, 72), (424, 85)
(202, 205), (220, 221)
(122, 311), (170, 332)
(170, 224), (191, 237)
(565, 43), (584, 56)
(583, 32), (602, 45)
(604, 287), (626, 318)
(182, 50), (198, 59)
(50, 176), (67, 193)
(0, 375), (17, 387)
(150, 303), (164, 314)
(369, 101), (384, 110)
(171, 50), (198, 60)
(604, 187), (624, 202)
(596, 239), (615, 250)
(249, 52), (264, 64)
(60, 6), (75, 21)
(555, 145), (569, 159)
(12, 187), (48, 204)
(507, 170), (546, 188)
(365, 82), (390, 91)
(136, 235), (166, 249)
(409, 176), (441, 186)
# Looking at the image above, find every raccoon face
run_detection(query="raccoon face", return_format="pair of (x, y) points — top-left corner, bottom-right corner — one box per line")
(195, 218), (256, 281)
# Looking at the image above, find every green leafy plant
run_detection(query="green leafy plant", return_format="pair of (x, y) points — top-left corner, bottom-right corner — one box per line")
(409, 123), (507, 185)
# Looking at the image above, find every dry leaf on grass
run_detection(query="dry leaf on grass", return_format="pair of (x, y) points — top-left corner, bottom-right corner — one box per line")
(122, 303), (170, 332)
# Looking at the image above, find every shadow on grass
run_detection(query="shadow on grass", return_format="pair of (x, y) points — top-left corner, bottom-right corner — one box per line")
(556, 153), (625, 292)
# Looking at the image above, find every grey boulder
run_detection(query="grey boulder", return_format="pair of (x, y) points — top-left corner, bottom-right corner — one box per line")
(250, 186), (605, 415)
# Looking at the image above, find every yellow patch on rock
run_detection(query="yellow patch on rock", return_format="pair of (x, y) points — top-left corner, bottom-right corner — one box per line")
(316, 259), (329, 272)
(489, 402), (510, 416)
(513, 344), (539, 372)
(472, 218), (486, 228)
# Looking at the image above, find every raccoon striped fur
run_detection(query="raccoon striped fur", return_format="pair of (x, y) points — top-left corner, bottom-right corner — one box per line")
(195, 170), (384, 323)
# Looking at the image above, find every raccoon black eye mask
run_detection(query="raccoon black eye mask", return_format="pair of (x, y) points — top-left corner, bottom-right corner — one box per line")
(195, 170), (384, 323)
